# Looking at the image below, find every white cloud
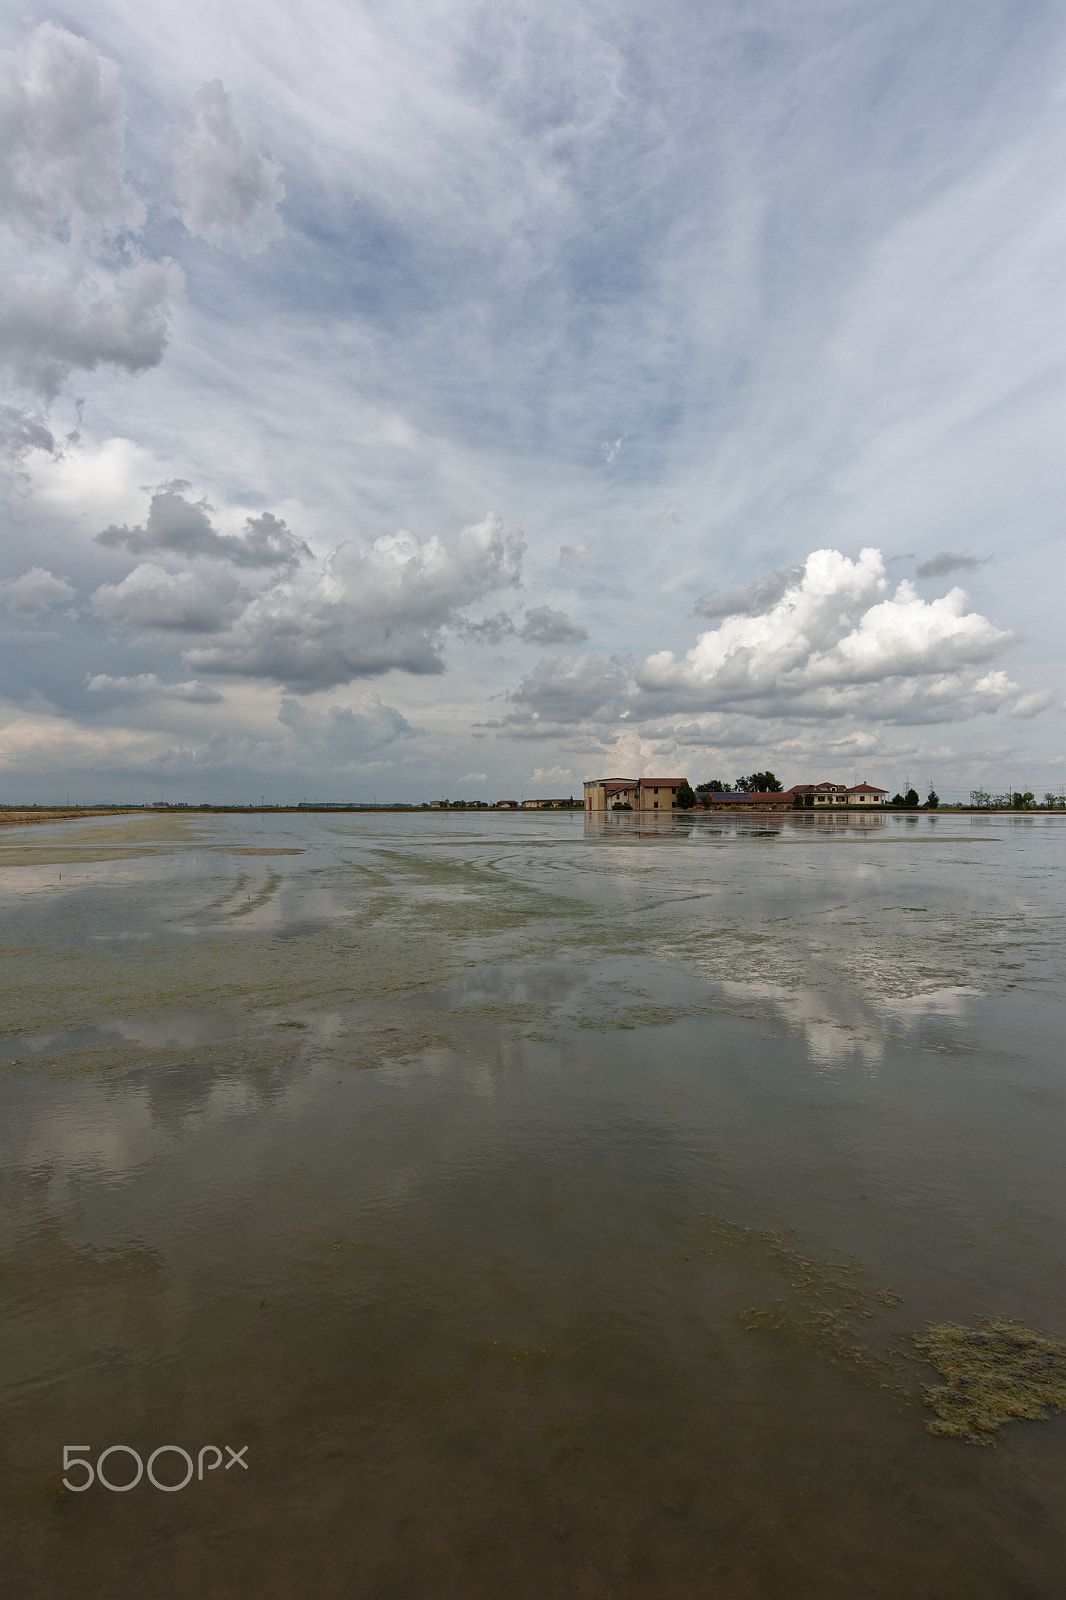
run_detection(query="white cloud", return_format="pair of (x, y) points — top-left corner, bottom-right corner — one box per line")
(1012, 690), (1055, 720)
(84, 672), (222, 703)
(0, 23), (144, 243)
(559, 544), (595, 568)
(0, 25), (181, 398)
(456, 771), (487, 784)
(639, 549), (1013, 721)
(185, 513), (524, 690)
(92, 563), (240, 633)
(0, 566), (75, 614)
(176, 80), (284, 254)
(529, 765), (573, 786)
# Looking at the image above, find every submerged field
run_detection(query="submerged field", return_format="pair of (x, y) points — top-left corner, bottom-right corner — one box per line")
(1, 809), (1064, 1598)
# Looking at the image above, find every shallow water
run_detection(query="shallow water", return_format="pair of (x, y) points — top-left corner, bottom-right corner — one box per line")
(1, 808), (1064, 1598)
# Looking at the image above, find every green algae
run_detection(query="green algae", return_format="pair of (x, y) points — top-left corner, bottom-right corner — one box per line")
(913, 1317), (1066, 1444)
(695, 1216), (909, 1401)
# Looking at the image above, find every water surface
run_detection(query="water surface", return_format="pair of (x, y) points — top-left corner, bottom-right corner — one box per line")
(2, 809), (1064, 1597)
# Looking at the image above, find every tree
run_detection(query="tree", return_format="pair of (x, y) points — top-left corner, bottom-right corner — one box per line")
(675, 779), (697, 810)
(741, 770), (783, 793)
(925, 789), (939, 809)
(696, 779), (728, 793)
(1012, 791), (1035, 810)
(905, 788), (920, 808)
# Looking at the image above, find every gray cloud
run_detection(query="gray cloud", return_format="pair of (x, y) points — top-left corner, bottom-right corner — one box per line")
(519, 605), (588, 644)
(454, 610), (516, 644)
(92, 563), (240, 633)
(186, 513), (524, 691)
(694, 564), (805, 620)
(915, 551), (985, 579)
(559, 544), (595, 568)
(277, 695), (417, 758)
(509, 653), (632, 726)
(176, 80), (285, 254)
(0, 566), (75, 614)
(98, 485), (310, 569)
(0, 260), (181, 401)
(0, 404), (55, 459)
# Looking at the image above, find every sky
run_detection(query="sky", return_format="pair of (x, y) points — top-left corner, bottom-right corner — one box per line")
(1, 0), (1063, 804)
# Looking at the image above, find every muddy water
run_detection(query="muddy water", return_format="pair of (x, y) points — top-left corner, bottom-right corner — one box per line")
(1, 808), (1064, 1598)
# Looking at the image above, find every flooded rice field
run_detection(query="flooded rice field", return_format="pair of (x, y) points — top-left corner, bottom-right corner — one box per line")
(1, 808), (1064, 1598)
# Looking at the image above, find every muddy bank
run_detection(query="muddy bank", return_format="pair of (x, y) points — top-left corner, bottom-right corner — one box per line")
(0, 809), (143, 829)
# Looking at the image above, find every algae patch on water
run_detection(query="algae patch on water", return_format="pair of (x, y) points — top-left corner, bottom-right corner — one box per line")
(914, 1317), (1066, 1445)
(693, 1217), (909, 1401)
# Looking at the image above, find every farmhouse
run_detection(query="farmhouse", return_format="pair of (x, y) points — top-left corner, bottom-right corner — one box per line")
(846, 783), (889, 805)
(584, 778), (686, 813)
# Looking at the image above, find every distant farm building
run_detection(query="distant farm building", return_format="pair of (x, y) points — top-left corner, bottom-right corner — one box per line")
(584, 778), (686, 813)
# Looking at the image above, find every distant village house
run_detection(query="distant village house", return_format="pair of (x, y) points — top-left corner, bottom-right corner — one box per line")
(584, 777), (889, 812)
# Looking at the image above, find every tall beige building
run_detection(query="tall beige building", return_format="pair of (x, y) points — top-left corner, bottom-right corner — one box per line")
(584, 778), (685, 812)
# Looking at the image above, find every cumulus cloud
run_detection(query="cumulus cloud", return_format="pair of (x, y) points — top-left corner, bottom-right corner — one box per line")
(529, 765), (573, 786)
(694, 564), (805, 620)
(519, 605), (588, 644)
(0, 565), (75, 613)
(277, 694), (416, 757)
(559, 544), (595, 568)
(0, 262), (182, 398)
(176, 80), (284, 254)
(0, 25), (182, 399)
(639, 548), (1013, 721)
(92, 563), (239, 633)
(456, 771), (487, 784)
(97, 484), (310, 568)
(509, 653), (631, 727)
(915, 550), (985, 579)
(84, 672), (222, 703)
(0, 23), (143, 242)
(185, 513), (524, 691)
(1011, 689), (1056, 720)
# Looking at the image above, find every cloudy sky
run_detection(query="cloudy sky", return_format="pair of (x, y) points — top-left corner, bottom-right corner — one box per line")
(1, 1), (1063, 803)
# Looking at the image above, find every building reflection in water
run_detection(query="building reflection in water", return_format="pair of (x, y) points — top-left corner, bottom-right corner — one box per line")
(583, 810), (888, 841)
